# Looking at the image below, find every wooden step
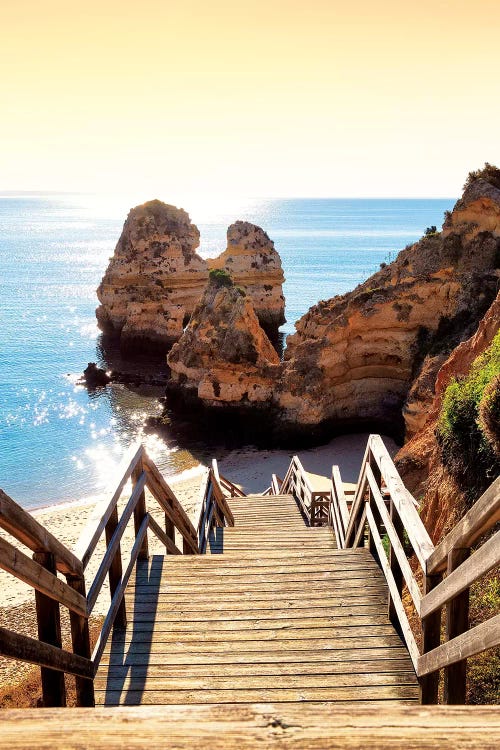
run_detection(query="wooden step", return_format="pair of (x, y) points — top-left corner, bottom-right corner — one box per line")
(96, 492), (418, 707)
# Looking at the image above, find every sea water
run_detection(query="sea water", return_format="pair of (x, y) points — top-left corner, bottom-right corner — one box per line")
(0, 194), (455, 508)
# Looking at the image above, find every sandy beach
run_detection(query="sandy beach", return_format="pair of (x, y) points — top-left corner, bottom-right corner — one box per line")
(0, 432), (396, 689)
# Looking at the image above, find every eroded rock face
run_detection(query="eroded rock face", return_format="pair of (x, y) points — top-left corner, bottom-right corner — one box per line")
(207, 221), (285, 338)
(167, 278), (281, 407)
(277, 179), (500, 435)
(96, 201), (208, 351)
(395, 289), (500, 541)
(96, 209), (285, 353)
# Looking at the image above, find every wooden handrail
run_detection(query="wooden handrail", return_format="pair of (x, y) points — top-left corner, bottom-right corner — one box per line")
(426, 476), (500, 574)
(218, 473), (246, 498)
(197, 462), (236, 553)
(327, 433), (500, 706)
(0, 443), (204, 708)
(0, 626), (94, 680)
(0, 489), (83, 576)
(74, 442), (144, 569)
(0, 536), (87, 617)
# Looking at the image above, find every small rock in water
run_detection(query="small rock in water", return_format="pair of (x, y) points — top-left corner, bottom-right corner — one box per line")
(82, 362), (111, 388)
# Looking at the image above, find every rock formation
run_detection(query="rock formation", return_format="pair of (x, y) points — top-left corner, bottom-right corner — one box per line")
(207, 221), (285, 339)
(96, 201), (208, 352)
(96, 207), (285, 353)
(396, 289), (500, 540)
(276, 174), (500, 437)
(167, 273), (280, 408)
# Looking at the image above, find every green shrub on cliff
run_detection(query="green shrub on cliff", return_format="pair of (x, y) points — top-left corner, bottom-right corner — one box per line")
(438, 330), (500, 502)
(209, 268), (233, 288)
(463, 162), (500, 191)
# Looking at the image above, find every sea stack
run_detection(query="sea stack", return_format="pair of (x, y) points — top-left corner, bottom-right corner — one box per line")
(167, 270), (281, 408)
(207, 221), (285, 341)
(276, 172), (500, 438)
(96, 200), (208, 352)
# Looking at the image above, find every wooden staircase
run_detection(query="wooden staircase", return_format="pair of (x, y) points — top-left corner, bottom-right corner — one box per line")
(95, 493), (418, 706)
(1, 439), (499, 747)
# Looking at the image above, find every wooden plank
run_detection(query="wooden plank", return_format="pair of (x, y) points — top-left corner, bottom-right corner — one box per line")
(92, 515), (149, 669)
(427, 477), (500, 574)
(1, 705), (498, 749)
(74, 442), (144, 569)
(420, 531), (500, 618)
(0, 489), (83, 576)
(365, 504), (420, 670)
(96, 658), (415, 679)
(96, 672), (418, 692)
(127, 581), (388, 597)
(95, 684), (419, 705)
(143, 559), (380, 575)
(418, 613), (500, 677)
(0, 625), (93, 678)
(125, 599), (389, 617)
(0, 535), (87, 616)
(99, 644), (415, 668)
(109, 615), (394, 648)
(149, 515), (182, 555)
(87, 471), (147, 614)
(123, 598), (383, 631)
(97, 633), (405, 654)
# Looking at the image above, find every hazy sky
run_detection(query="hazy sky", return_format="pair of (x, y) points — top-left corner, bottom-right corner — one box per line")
(2, 1), (499, 198)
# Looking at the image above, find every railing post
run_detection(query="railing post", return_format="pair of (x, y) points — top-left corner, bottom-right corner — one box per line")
(444, 547), (470, 704)
(132, 455), (149, 561)
(367, 455), (382, 557)
(33, 552), (66, 707)
(388, 499), (404, 635)
(66, 574), (95, 707)
(105, 508), (127, 628)
(419, 571), (442, 704)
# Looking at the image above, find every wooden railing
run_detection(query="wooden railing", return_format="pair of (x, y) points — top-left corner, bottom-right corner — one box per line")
(0, 443), (204, 708)
(275, 456), (330, 525)
(197, 460), (237, 553)
(331, 433), (500, 705)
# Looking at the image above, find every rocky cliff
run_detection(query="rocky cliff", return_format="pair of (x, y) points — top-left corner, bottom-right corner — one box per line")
(396, 289), (500, 539)
(96, 207), (285, 353)
(207, 221), (285, 340)
(275, 175), (500, 437)
(96, 201), (208, 352)
(167, 273), (281, 408)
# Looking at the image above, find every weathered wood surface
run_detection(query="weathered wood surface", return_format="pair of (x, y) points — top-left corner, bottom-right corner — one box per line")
(0, 535), (87, 616)
(426, 476), (500, 574)
(0, 488), (82, 576)
(96, 493), (417, 706)
(2, 705), (499, 749)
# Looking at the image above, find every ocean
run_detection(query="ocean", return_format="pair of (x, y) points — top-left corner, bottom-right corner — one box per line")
(0, 194), (455, 508)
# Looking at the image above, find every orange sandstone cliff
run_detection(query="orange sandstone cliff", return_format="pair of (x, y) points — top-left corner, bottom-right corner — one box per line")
(275, 176), (500, 437)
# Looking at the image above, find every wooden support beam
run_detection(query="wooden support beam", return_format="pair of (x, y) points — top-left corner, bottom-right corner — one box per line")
(104, 507), (127, 629)
(33, 552), (66, 707)
(444, 548), (470, 704)
(388, 499), (405, 634)
(419, 572), (442, 705)
(132, 458), (149, 562)
(66, 574), (95, 707)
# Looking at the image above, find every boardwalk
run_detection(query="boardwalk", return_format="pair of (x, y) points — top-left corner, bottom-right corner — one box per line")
(95, 493), (418, 706)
